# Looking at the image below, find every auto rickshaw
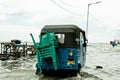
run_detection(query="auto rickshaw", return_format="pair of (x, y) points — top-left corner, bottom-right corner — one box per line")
(30, 25), (87, 76)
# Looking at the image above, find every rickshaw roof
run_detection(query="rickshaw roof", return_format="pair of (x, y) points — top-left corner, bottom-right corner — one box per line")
(41, 25), (85, 33)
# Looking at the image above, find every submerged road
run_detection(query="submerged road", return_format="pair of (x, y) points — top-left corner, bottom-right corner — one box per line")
(0, 43), (120, 80)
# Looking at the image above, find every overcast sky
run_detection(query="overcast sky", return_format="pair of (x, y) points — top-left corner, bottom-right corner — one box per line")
(0, 0), (120, 43)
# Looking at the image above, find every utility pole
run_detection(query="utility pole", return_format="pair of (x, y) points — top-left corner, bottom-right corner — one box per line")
(86, 1), (101, 41)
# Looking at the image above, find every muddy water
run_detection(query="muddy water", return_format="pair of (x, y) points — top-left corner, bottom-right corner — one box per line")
(0, 43), (120, 80)
(83, 43), (120, 80)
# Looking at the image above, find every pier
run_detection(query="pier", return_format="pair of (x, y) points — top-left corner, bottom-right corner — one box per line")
(0, 40), (35, 60)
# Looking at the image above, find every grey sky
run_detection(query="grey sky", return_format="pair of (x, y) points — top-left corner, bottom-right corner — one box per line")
(0, 0), (120, 43)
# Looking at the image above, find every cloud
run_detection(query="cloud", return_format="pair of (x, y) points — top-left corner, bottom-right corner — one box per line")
(0, 24), (41, 42)
(0, 0), (119, 43)
(0, 0), (79, 26)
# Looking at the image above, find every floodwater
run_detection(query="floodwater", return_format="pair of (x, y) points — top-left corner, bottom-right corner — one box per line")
(0, 43), (120, 80)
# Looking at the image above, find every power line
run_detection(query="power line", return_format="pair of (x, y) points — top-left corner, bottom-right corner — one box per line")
(50, 0), (112, 30)
(50, 0), (82, 16)
(58, 0), (74, 7)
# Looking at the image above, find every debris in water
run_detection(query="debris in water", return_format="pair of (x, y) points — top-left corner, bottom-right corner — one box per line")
(96, 66), (103, 69)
